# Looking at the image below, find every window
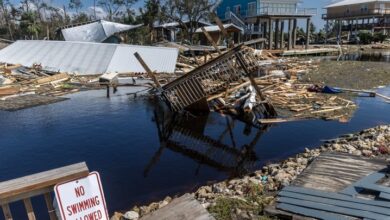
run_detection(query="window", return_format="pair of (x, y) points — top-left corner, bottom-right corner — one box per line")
(248, 2), (256, 16)
(234, 4), (241, 15)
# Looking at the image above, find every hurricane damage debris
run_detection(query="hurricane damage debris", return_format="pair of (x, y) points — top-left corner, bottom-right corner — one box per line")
(155, 43), (359, 125)
(160, 44), (277, 118)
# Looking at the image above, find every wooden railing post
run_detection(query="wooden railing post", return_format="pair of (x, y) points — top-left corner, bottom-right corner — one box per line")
(2, 204), (13, 220)
(44, 192), (58, 220)
(23, 198), (36, 220)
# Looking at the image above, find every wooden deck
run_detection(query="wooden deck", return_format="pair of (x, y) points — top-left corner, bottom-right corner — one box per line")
(292, 152), (388, 192)
(140, 194), (215, 220)
(265, 152), (388, 219)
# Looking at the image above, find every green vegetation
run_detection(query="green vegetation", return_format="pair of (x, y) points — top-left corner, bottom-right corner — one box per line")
(208, 183), (276, 220)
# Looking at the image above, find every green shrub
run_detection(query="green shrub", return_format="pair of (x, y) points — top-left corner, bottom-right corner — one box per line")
(373, 32), (387, 43)
(358, 31), (373, 44)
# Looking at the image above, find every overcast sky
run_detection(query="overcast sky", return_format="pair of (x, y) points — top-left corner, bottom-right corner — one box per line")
(10, 0), (338, 29)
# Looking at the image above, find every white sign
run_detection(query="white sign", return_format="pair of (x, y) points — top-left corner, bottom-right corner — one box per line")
(55, 172), (109, 220)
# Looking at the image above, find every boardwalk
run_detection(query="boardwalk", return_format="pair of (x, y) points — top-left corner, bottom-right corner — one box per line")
(140, 194), (215, 220)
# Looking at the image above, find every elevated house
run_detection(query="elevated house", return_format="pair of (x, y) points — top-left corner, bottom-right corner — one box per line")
(194, 23), (244, 45)
(216, 0), (317, 49)
(323, 0), (390, 41)
(153, 20), (212, 42)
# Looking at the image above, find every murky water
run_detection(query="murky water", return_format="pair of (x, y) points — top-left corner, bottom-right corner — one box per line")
(318, 49), (390, 62)
(0, 84), (389, 219)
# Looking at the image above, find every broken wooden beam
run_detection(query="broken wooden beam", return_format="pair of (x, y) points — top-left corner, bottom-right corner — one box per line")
(134, 52), (162, 91)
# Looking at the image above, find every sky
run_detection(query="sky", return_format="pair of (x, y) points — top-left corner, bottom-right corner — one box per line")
(10, 0), (337, 29)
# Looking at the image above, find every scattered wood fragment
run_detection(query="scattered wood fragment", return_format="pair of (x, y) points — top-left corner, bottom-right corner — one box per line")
(258, 118), (304, 124)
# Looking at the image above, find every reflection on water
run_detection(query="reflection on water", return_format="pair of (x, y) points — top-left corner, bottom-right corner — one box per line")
(145, 105), (272, 178)
(320, 49), (390, 62)
(339, 50), (390, 62)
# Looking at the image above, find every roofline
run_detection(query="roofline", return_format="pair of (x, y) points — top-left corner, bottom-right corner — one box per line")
(324, 0), (387, 9)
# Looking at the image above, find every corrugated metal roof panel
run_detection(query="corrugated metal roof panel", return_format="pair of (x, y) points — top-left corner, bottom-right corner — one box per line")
(107, 45), (179, 74)
(61, 20), (142, 42)
(0, 40), (178, 75)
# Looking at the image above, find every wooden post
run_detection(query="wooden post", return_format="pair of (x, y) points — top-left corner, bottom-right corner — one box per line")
(106, 85), (110, 98)
(293, 19), (297, 48)
(288, 19), (293, 50)
(268, 18), (273, 49)
(325, 19), (329, 44)
(280, 20), (285, 49)
(275, 19), (280, 49)
(2, 204), (13, 220)
(338, 19), (342, 43)
(134, 52), (162, 90)
(201, 27), (222, 54)
(23, 198), (36, 220)
(44, 193), (58, 220)
(306, 17), (311, 50)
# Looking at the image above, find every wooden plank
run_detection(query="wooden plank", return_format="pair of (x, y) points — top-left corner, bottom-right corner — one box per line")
(134, 52), (162, 90)
(379, 192), (390, 200)
(0, 162), (89, 202)
(2, 204), (13, 220)
(0, 86), (20, 96)
(355, 183), (390, 195)
(23, 198), (36, 220)
(278, 197), (389, 219)
(201, 27), (221, 55)
(44, 192), (58, 220)
(292, 152), (387, 192)
(340, 172), (386, 196)
(35, 73), (69, 85)
(140, 194), (215, 220)
(258, 118), (304, 124)
(283, 186), (390, 208)
(277, 203), (349, 220)
(279, 191), (390, 215)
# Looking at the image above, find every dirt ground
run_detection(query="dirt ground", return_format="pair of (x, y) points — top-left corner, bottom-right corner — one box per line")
(301, 61), (390, 90)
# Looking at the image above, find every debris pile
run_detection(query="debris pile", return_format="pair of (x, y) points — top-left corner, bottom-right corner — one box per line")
(0, 63), (99, 110)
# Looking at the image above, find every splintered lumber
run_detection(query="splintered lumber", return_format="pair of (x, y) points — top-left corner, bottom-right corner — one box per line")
(258, 118), (303, 124)
(35, 73), (69, 85)
(162, 45), (267, 112)
(311, 107), (343, 114)
(0, 86), (20, 96)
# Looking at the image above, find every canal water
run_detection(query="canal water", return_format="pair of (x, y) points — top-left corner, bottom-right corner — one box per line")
(316, 49), (390, 62)
(0, 83), (389, 218)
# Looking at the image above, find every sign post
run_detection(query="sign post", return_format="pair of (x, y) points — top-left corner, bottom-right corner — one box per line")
(55, 172), (109, 220)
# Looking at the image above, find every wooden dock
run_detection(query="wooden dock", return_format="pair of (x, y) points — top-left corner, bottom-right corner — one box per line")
(140, 194), (215, 220)
(265, 152), (389, 219)
(281, 48), (340, 56)
(292, 152), (387, 192)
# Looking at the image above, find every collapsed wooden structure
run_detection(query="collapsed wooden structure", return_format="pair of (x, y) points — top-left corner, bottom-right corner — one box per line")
(161, 44), (277, 116)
